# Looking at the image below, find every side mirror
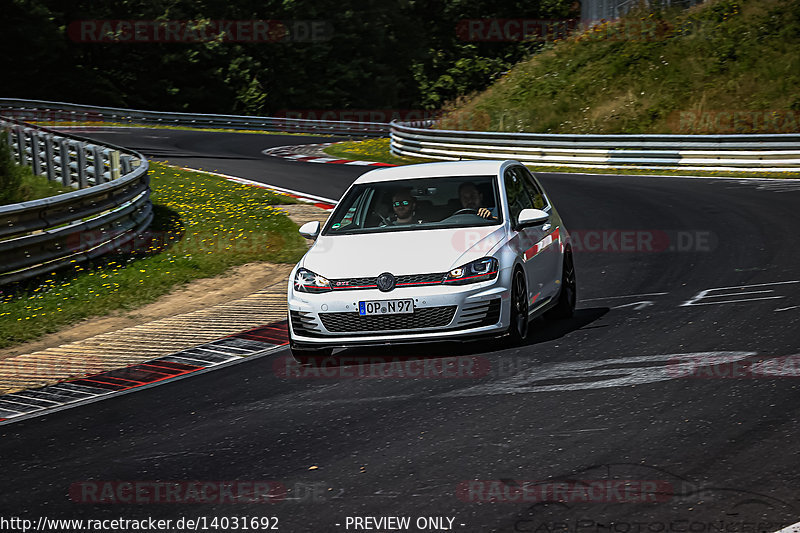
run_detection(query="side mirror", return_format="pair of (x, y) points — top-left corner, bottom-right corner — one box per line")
(516, 208), (549, 228)
(298, 220), (321, 240)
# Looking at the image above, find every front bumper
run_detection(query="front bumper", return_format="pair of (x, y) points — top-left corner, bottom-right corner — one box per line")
(288, 273), (511, 347)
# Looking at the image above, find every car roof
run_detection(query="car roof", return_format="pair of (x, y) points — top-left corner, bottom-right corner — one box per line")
(354, 160), (512, 184)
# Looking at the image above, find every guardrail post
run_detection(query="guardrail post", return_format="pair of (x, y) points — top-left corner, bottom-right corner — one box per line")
(59, 138), (71, 186)
(93, 145), (105, 184)
(120, 155), (132, 174)
(44, 135), (55, 181)
(30, 132), (42, 176)
(76, 142), (88, 188)
(110, 150), (121, 180)
(14, 127), (25, 164)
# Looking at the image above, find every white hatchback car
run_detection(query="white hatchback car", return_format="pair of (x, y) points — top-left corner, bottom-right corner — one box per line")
(287, 160), (576, 357)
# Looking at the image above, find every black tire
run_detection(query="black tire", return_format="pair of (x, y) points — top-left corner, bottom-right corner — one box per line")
(545, 250), (576, 320)
(506, 268), (529, 343)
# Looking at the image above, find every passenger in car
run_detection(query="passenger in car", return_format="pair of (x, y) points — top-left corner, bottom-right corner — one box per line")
(458, 182), (497, 219)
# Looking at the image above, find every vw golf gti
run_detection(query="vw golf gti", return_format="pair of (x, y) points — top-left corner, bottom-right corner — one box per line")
(287, 160), (576, 357)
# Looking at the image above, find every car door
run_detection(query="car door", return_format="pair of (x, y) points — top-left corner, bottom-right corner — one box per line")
(520, 166), (562, 298)
(503, 166), (557, 308)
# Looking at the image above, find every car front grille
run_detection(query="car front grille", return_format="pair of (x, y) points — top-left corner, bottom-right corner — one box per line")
(330, 277), (377, 290)
(330, 272), (446, 291)
(396, 273), (446, 286)
(319, 306), (457, 333)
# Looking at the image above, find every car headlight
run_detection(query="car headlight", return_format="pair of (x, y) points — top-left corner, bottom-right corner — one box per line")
(293, 268), (332, 293)
(444, 257), (498, 285)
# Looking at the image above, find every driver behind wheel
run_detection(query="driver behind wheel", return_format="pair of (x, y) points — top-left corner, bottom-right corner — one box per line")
(458, 182), (497, 219)
(391, 189), (423, 225)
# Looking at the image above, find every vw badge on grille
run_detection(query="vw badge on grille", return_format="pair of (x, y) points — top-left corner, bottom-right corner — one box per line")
(376, 272), (396, 292)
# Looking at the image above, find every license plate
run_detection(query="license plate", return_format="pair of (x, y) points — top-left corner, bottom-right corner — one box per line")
(359, 299), (414, 316)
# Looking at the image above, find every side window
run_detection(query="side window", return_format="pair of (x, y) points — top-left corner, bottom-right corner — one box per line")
(336, 207), (358, 229)
(328, 188), (373, 231)
(504, 168), (535, 223)
(520, 167), (549, 210)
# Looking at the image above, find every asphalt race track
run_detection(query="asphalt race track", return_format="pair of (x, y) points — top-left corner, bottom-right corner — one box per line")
(1, 129), (799, 533)
(76, 128), (357, 201)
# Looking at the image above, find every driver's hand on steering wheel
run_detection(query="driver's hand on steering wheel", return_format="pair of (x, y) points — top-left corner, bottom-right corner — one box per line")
(477, 207), (493, 219)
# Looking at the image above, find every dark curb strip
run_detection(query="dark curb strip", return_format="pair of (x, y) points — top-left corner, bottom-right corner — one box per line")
(0, 321), (290, 426)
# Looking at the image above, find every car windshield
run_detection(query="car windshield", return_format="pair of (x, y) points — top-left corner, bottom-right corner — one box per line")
(322, 175), (502, 235)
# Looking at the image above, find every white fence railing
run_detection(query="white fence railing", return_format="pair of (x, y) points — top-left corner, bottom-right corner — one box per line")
(390, 121), (800, 172)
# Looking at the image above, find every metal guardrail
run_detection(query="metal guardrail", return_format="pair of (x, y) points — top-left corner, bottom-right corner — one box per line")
(0, 117), (152, 285)
(0, 98), (389, 137)
(582, 0), (703, 24)
(390, 121), (800, 172)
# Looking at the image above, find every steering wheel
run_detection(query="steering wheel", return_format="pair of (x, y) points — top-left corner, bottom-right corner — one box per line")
(372, 210), (392, 226)
(452, 208), (478, 216)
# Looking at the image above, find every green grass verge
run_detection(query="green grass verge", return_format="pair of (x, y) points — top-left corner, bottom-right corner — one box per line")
(17, 169), (74, 202)
(323, 138), (800, 179)
(0, 161), (306, 349)
(324, 138), (433, 166)
(1, 141), (73, 205)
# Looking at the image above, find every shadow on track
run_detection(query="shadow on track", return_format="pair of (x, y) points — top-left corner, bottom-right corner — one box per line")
(296, 306), (609, 369)
(146, 152), (266, 161)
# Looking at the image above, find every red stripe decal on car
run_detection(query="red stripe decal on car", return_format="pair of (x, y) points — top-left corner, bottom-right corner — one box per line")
(523, 227), (560, 261)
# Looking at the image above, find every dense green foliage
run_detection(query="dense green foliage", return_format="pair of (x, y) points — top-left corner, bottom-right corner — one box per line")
(439, 0), (800, 133)
(0, 140), (24, 204)
(1, 0), (576, 114)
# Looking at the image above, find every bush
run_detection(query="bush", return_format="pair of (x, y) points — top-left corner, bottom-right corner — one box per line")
(0, 135), (24, 205)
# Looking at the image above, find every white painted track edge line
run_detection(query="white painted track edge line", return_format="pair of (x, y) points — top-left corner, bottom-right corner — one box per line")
(533, 169), (800, 181)
(685, 296), (785, 305)
(159, 163), (339, 205)
(773, 521), (800, 533)
(579, 292), (669, 302)
(704, 280), (800, 291)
